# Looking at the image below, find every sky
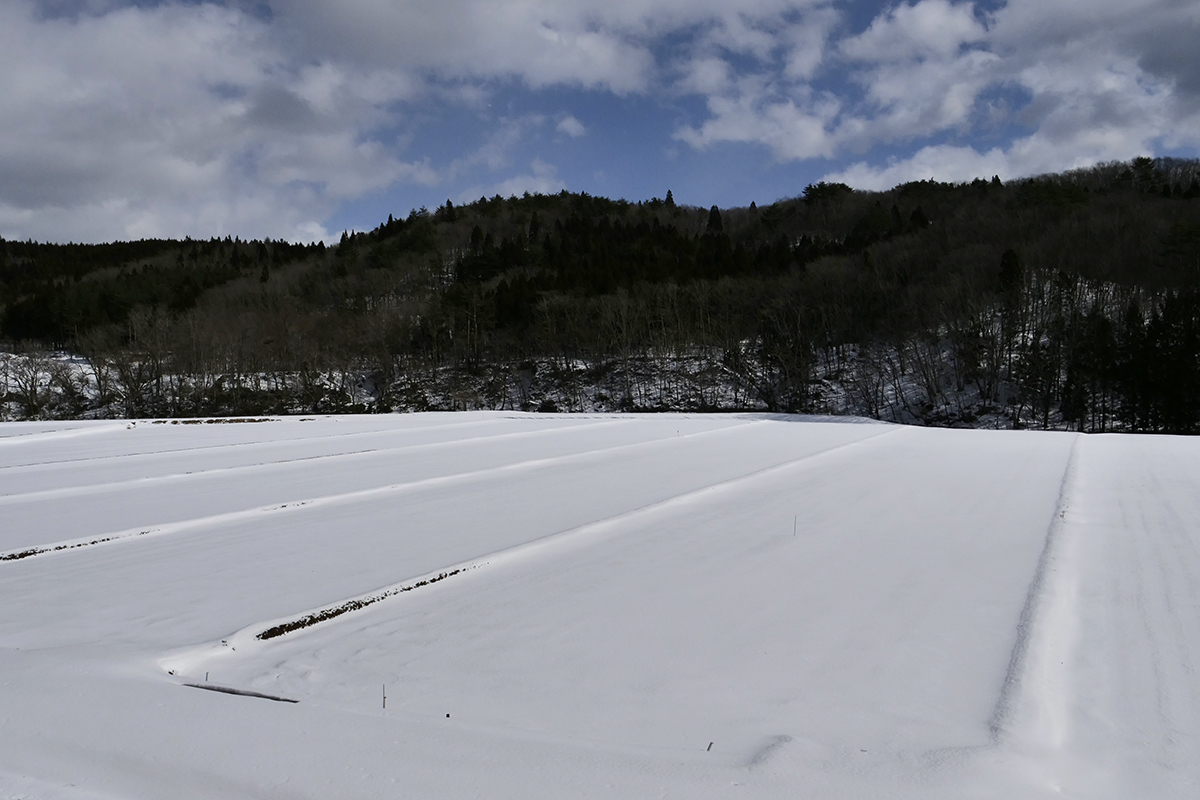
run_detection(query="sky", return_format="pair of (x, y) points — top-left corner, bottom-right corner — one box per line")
(1, 0), (1198, 244)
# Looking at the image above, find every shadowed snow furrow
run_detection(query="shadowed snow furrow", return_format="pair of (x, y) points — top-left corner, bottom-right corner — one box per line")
(0, 417), (634, 505)
(0, 414), (598, 472)
(988, 433), (1083, 744)
(182, 683), (298, 703)
(203, 426), (902, 649)
(0, 418), (766, 562)
(0, 422), (128, 446)
(0, 448), (374, 504)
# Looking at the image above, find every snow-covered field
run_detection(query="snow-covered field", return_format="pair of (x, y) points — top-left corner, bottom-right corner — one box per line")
(0, 413), (1196, 799)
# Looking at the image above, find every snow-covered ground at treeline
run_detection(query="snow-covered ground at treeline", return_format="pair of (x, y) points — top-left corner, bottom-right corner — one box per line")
(0, 413), (1197, 799)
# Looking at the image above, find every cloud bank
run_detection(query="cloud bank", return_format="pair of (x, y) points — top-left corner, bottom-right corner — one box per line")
(0, 0), (1197, 242)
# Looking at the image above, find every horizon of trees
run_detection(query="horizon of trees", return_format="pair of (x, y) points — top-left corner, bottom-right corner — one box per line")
(3, 156), (1200, 432)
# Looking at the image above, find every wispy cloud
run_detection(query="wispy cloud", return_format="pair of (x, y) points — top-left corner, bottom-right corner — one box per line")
(459, 158), (567, 202)
(557, 115), (587, 138)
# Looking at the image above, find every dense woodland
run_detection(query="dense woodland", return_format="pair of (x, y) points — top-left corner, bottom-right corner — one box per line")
(3, 156), (1200, 432)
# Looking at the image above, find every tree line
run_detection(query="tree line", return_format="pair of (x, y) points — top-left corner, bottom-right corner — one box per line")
(2, 156), (1200, 431)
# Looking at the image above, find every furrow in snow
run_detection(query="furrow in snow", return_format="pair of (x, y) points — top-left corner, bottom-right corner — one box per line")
(0, 417), (635, 505)
(0, 417), (767, 561)
(181, 425), (904, 657)
(0, 422), (128, 447)
(0, 414), (600, 472)
(0, 448), (373, 504)
(182, 683), (298, 703)
(988, 433), (1083, 748)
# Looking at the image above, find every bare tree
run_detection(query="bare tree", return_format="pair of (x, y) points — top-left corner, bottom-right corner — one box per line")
(11, 352), (50, 418)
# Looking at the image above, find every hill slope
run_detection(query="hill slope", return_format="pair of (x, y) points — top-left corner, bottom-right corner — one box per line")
(4, 157), (1200, 430)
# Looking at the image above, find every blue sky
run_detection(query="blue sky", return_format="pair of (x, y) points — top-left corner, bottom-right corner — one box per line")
(1, 0), (1198, 243)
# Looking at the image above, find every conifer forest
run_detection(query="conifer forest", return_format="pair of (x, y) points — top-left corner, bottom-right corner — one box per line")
(3, 156), (1200, 432)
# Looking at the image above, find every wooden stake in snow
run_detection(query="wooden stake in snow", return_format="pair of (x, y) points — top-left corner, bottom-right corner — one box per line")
(707, 742), (714, 751)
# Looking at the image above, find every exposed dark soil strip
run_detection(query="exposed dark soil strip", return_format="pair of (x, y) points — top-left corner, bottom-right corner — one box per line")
(152, 418), (276, 425)
(1, 530), (155, 561)
(183, 683), (298, 703)
(256, 568), (467, 640)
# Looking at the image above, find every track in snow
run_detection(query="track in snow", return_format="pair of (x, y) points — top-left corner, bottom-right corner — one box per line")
(168, 425), (898, 655)
(0, 416), (759, 558)
(1, 413), (1197, 800)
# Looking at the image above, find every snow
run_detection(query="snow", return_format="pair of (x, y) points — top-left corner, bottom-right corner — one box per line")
(0, 412), (1196, 798)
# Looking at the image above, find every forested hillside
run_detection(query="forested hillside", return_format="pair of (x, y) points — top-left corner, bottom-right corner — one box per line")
(3, 156), (1200, 431)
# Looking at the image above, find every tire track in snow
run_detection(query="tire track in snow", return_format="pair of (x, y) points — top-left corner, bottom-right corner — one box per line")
(179, 425), (904, 657)
(988, 433), (1083, 748)
(0, 417), (635, 505)
(0, 417), (767, 562)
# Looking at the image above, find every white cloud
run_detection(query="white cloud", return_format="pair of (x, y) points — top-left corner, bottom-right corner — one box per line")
(840, 0), (985, 63)
(556, 116), (587, 137)
(821, 144), (1010, 190)
(0, 1), (431, 242)
(3, 0), (754, 242)
(783, 7), (840, 81)
(674, 84), (840, 161)
(821, 103), (1197, 191)
(2, 0), (1198, 242)
(842, 48), (1000, 146)
(670, 1), (996, 161)
(671, 0), (1200, 182)
(678, 57), (735, 96)
(269, 0), (780, 95)
(460, 158), (566, 201)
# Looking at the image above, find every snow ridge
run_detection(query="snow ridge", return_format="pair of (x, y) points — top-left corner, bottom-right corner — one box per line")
(988, 433), (1082, 744)
(0, 417), (625, 504)
(172, 425), (902, 664)
(0, 419), (753, 562)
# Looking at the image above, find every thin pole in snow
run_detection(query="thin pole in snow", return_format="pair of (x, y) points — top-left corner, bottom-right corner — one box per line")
(793, 516), (797, 536)
(707, 742), (713, 751)
(382, 684), (386, 709)
(205, 672), (209, 682)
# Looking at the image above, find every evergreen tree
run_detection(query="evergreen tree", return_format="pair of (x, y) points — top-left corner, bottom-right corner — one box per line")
(707, 205), (723, 234)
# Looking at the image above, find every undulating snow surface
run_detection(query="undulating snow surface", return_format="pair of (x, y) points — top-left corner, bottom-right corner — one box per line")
(0, 413), (1196, 799)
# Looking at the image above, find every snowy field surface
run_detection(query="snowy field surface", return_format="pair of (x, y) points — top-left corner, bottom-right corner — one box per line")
(0, 412), (1197, 799)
